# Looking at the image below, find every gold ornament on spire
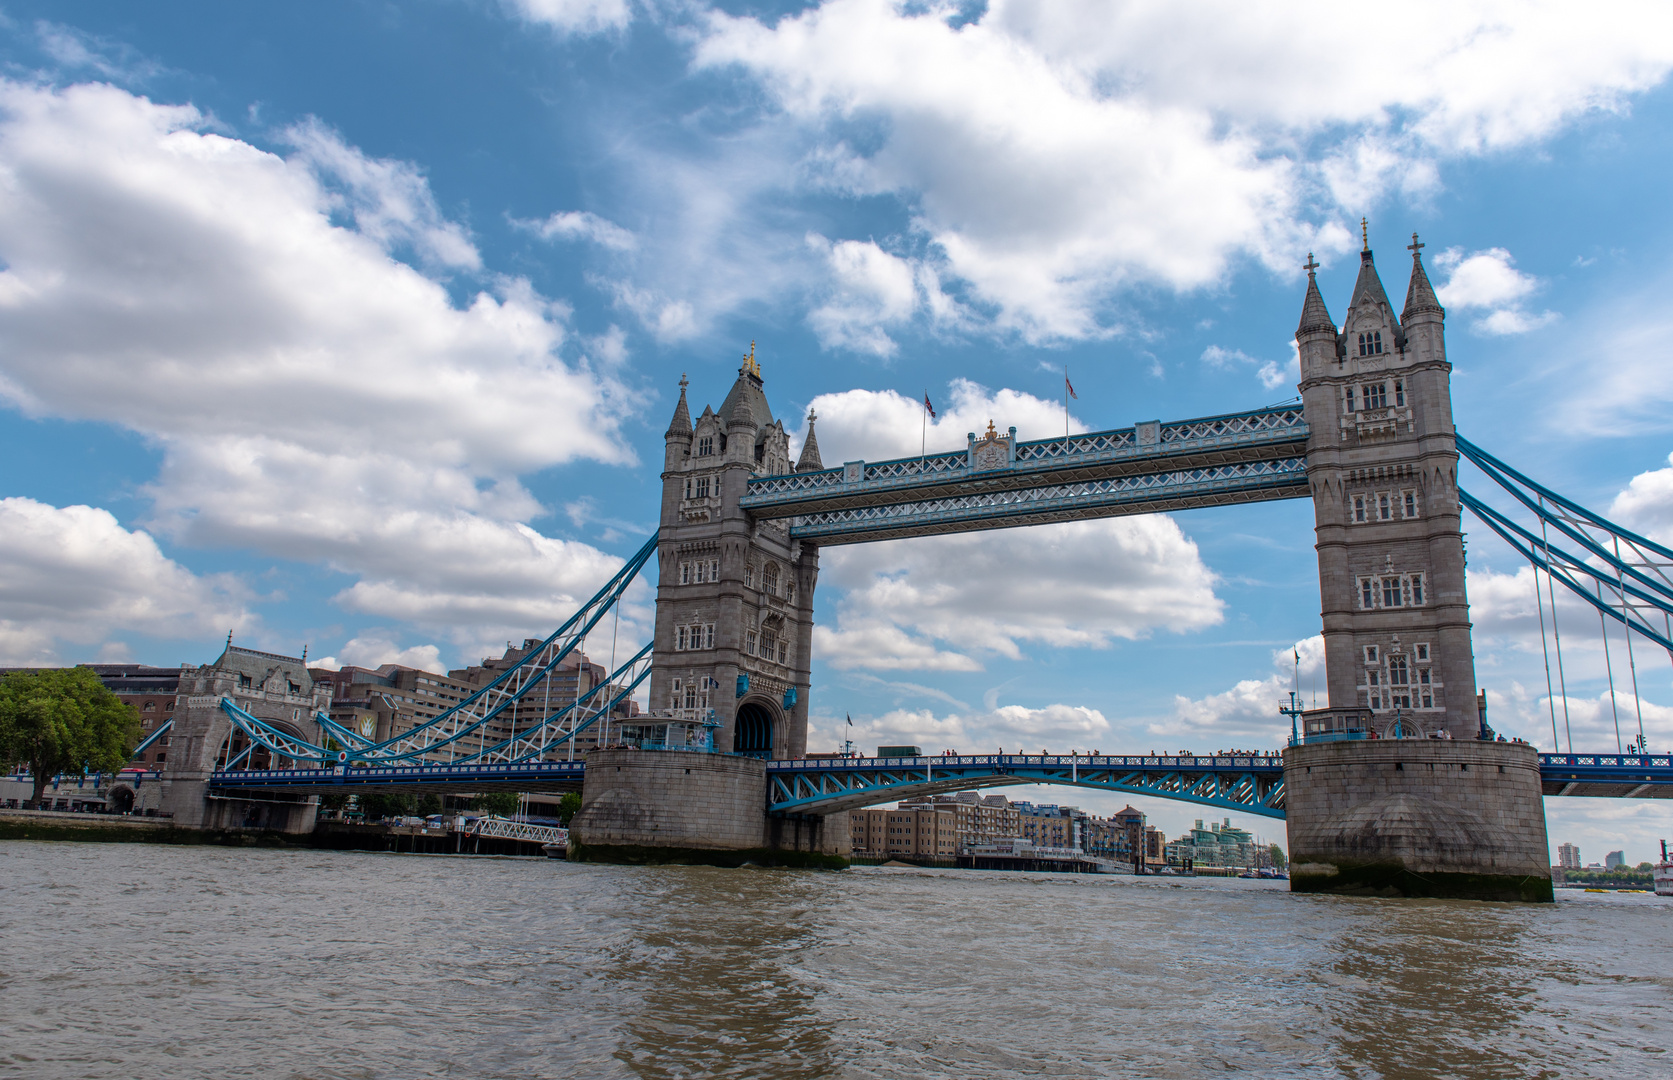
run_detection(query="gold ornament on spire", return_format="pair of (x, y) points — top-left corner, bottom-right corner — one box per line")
(740, 340), (761, 378)
(1361, 217), (1369, 251)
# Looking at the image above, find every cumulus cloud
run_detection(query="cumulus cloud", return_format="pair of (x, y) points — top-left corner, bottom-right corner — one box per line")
(804, 233), (967, 356)
(1434, 246), (1556, 335)
(1609, 452), (1673, 543)
(515, 209), (638, 251)
(793, 378), (1083, 465)
(309, 636), (445, 674)
(815, 516), (1222, 671)
(499, 0), (632, 35)
(0, 80), (638, 660)
(1200, 344), (1297, 391)
(689, 0), (1673, 342)
(811, 700), (1112, 756)
(1152, 635), (1324, 748)
(0, 498), (252, 665)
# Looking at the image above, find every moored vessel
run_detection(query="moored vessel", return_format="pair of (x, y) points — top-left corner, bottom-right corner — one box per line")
(1656, 840), (1673, 897)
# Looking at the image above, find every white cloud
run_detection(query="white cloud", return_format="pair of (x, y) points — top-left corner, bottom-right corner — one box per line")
(804, 233), (968, 356)
(815, 516), (1223, 671)
(811, 700), (1112, 756)
(1434, 246), (1556, 335)
(1608, 452), (1673, 546)
(0, 81), (638, 660)
(795, 378), (1081, 465)
(1200, 344), (1297, 391)
(1153, 635), (1324, 749)
(691, 0), (1673, 341)
(310, 635), (445, 674)
(500, 0), (632, 35)
(0, 498), (251, 665)
(516, 209), (638, 251)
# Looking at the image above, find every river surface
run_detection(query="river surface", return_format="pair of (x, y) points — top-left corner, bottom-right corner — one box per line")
(3, 842), (1670, 1079)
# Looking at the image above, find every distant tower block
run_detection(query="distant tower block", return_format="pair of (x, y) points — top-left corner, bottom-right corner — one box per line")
(655, 346), (818, 760)
(1295, 233), (1476, 740)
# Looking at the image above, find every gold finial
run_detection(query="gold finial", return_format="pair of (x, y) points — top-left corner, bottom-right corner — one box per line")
(1361, 217), (1369, 251)
(739, 340), (760, 378)
(984, 419), (998, 439)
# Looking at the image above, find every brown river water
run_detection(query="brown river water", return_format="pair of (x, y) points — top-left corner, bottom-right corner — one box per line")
(3, 841), (1670, 1079)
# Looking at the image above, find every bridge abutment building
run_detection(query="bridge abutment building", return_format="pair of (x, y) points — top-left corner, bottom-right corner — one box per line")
(1285, 237), (1550, 900)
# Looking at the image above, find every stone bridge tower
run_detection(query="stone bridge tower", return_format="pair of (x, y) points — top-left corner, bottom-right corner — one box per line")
(1295, 232), (1478, 740)
(654, 347), (819, 759)
(1285, 229), (1551, 902)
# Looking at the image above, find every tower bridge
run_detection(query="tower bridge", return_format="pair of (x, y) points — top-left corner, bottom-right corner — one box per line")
(171, 230), (1673, 900)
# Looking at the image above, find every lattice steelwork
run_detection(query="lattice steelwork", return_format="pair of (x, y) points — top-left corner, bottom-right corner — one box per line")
(788, 458), (1308, 544)
(214, 535), (657, 769)
(764, 754), (1289, 818)
(741, 406), (1308, 544)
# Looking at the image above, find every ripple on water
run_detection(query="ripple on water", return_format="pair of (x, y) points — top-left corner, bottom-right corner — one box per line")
(3, 843), (1671, 1079)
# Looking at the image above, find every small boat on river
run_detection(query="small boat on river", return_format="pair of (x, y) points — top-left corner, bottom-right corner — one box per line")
(1656, 840), (1673, 897)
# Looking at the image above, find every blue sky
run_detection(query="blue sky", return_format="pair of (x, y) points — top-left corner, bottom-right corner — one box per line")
(3, 1), (1673, 860)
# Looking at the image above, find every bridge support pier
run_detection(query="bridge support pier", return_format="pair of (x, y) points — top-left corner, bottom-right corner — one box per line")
(1283, 740), (1551, 902)
(566, 749), (849, 867)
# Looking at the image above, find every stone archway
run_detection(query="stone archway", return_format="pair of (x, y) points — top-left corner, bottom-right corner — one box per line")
(733, 698), (779, 758)
(108, 784), (136, 814)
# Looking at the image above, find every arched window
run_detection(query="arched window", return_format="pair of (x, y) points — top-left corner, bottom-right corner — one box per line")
(1357, 333), (1366, 356)
(763, 563), (780, 595)
(1373, 331), (1383, 354)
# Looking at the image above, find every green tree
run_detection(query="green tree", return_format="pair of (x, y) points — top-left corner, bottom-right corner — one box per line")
(557, 791), (581, 826)
(0, 668), (139, 808)
(417, 794), (442, 816)
(359, 792), (417, 820)
(1269, 843), (1288, 869)
(472, 791), (519, 817)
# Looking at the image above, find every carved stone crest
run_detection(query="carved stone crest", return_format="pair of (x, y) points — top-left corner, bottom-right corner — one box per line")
(968, 419), (1013, 471)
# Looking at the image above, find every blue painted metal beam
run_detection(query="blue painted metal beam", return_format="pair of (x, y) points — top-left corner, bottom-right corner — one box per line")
(209, 760), (585, 795)
(1539, 752), (1673, 798)
(741, 407), (1309, 544)
(764, 754), (1289, 818)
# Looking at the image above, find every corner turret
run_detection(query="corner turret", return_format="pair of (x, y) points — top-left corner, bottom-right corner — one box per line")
(796, 410), (824, 472)
(1295, 253), (1338, 379)
(1401, 234), (1447, 366)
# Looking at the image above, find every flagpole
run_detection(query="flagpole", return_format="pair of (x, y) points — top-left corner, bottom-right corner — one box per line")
(921, 389), (927, 465)
(1064, 365), (1070, 448)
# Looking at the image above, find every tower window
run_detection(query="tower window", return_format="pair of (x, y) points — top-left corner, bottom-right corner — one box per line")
(1374, 331), (1383, 354)
(1361, 579), (1374, 609)
(679, 562), (690, 585)
(763, 563), (780, 595)
(1410, 574), (1425, 605)
(1403, 490), (1417, 518)
(676, 626), (688, 650)
(1394, 380), (1405, 407)
(1365, 383), (1387, 409)
(698, 436), (714, 456)
(1382, 577), (1402, 607)
(1419, 667), (1431, 685)
(744, 563), (755, 588)
(746, 631), (757, 655)
(1415, 643), (1429, 661)
(1389, 656), (1409, 686)
(695, 477), (711, 498)
(1346, 387), (1355, 411)
(1365, 645), (1379, 663)
(1353, 496), (1367, 523)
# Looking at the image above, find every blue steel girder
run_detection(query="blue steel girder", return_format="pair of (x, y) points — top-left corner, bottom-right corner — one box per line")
(741, 407), (1309, 544)
(1539, 753), (1673, 799)
(208, 760), (586, 795)
(765, 755), (1288, 818)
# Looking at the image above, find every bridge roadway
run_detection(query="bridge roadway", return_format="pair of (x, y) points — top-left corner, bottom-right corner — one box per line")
(207, 750), (1673, 817)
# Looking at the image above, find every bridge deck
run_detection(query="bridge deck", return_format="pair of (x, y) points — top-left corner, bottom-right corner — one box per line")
(204, 752), (1673, 816)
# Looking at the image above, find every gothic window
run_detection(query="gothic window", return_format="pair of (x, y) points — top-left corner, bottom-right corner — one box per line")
(695, 477), (711, 498)
(693, 561), (705, 584)
(761, 630), (778, 663)
(1365, 645), (1379, 663)
(679, 562), (690, 585)
(1378, 494), (1392, 521)
(1346, 386), (1356, 411)
(1415, 643), (1429, 661)
(1410, 574), (1425, 605)
(1389, 656), (1409, 685)
(676, 626), (688, 650)
(1382, 577), (1402, 607)
(683, 683), (697, 709)
(704, 625), (715, 649)
(744, 563), (755, 588)
(1394, 380), (1405, 407)
(746, 631), (757, 655)
(684, 479), (691, 499)
(1422, 693), (1433, 709)
(763, 563), (780, 595)
(698, 436), (714, 456)
(1357, 333), (1366, 356)
(1419, 667), (1431, 685)
(670, 678), (683, 711)
(1403, 490), (1417, 518)
(1353, 496), (1367, 523)
(1361, 578), (1375, 608)
(777, 640), (788, 664)
(785, 583), (795, 605)
(1373, 331), (1383, 354)
(1365, 383), (1387, 408)
(709, 559), (719, 581)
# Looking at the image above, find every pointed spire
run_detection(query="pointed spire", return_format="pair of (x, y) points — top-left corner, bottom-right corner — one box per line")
(666, 373), (692, 437)
(1346, 232), (1396, 327)
(1296, 253), (1335, 335)
(1402, 232), (1444, 321)
(796, 409), (823, 471)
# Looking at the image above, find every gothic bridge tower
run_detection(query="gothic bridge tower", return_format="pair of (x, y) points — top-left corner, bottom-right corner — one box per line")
(1295, 230), (1477, 739)
(654, 346), (821, 760)
(1285, 228), (1551, 902)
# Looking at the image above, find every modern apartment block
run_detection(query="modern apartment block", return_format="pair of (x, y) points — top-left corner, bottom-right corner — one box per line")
(1557, 843), (1580, 870)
